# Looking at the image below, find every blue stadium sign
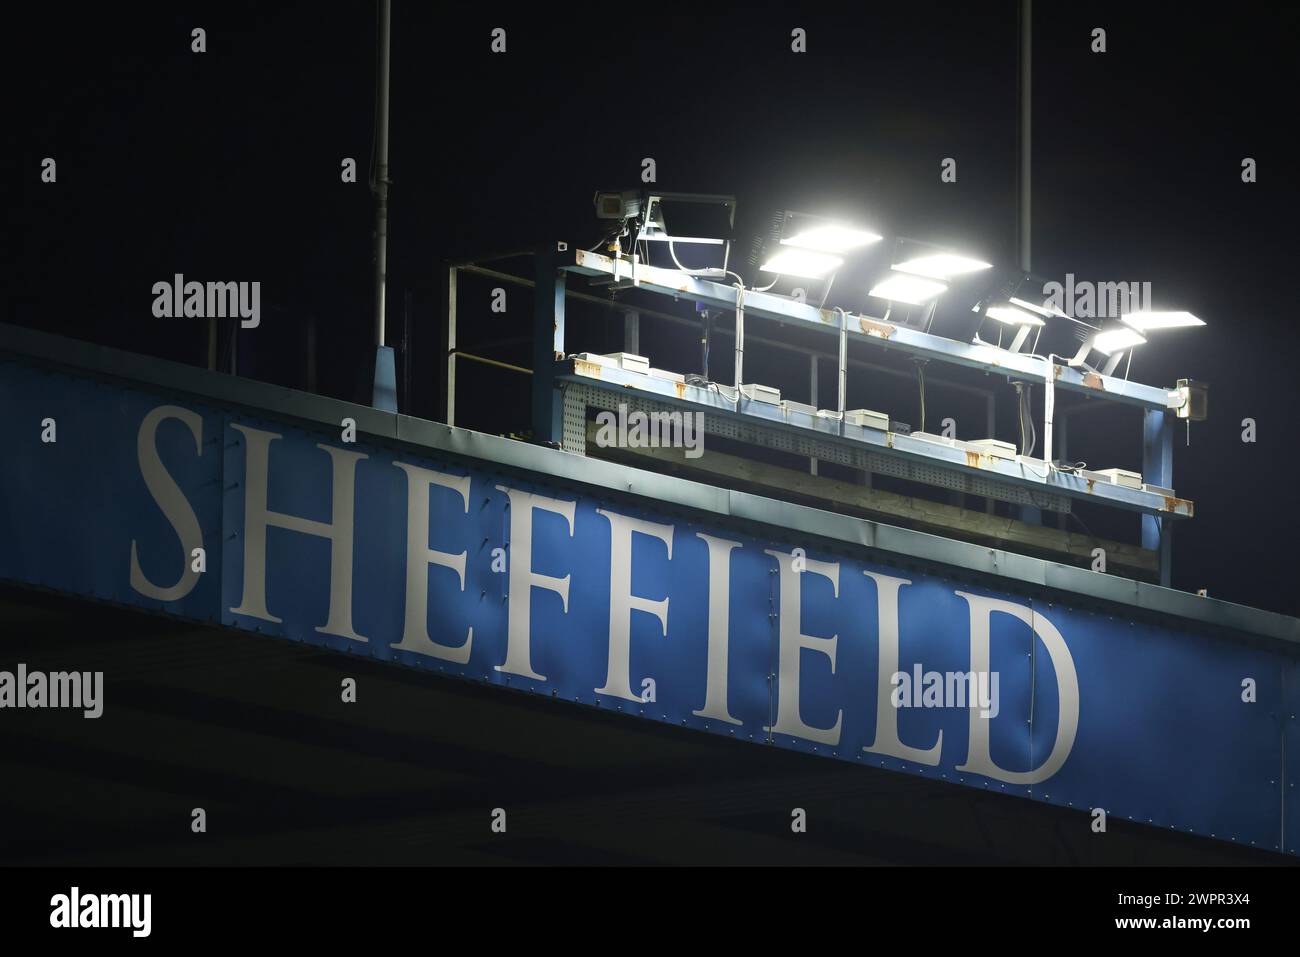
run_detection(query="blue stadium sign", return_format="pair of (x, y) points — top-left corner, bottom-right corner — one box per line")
(2, 351), (1298, 855)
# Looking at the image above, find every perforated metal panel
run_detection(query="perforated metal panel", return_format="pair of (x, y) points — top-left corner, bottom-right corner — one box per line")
(866, 452), (1071, 512)
(561, 385), (587, 454)
(564, 382), (1070, 512)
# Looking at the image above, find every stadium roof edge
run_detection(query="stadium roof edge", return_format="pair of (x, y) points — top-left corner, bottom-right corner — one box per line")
(2, 321), (1296, 648)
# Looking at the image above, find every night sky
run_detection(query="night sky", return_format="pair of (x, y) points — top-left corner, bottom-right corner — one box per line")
(7, 2), (1298, 615)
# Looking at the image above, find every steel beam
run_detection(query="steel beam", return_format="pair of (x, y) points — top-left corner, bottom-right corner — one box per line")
(1143, 408), (1175, 585)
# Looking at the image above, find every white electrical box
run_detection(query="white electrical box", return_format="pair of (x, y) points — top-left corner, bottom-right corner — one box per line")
(781, 400), (817, 417)
(574, 352), (616, 369)
(600, 352), (650, 374)
(968, 438), (1017, 459)
(844, 408), (891, 431)
(1095, 467), (1143, 489)
(739, 383), (781, 405)
(649, 368), (684, 383)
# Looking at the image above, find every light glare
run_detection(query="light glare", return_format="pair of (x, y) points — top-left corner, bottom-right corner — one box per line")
(985, 305), (1046, 327)
(1008, 296), (1069, 319)
(869, 272), (948, 305)
(1120, 310), (1205, 331)
(781, 223), (882, 253)
(1091, 328), (1147, 355)
(893, 253), (992, 279)
(759, 248), (844, 278)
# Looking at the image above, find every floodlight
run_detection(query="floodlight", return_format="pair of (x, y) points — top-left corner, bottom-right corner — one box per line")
(1120, 310), (1205, 331)
(1008, 296), (1070, 320)
(780, 217), (882, 254)
(759, 248), (844, 279)
(985, 304), (1046, 327)
(892, 253), (992, 280)
(1090, 327), (1147, 356)
(869, 272), (948, 305)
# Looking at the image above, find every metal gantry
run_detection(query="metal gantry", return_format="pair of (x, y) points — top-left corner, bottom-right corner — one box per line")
(444, 243), (1191, 585)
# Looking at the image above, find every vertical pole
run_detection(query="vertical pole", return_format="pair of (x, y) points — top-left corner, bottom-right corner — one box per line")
(1143, 409), (1174, 586)
(733, 297), (745, 389)
(444, 266), (457, 426)
(1056, 408), (1069, 530)
(809, 355), (819, 476)
(1018, 0), (1032, 275)
(837, 309), (847, 435)
(373, 0), (391, 350)
(1018, 1), (1042, 527)
(985, 393), (996, 514)
(624, 310), (640, 355)
(206, 317), (217, 371)
(532, 245), (565, 445)
(1043, 359), (1055, 467)
(369, 0), (397, 411)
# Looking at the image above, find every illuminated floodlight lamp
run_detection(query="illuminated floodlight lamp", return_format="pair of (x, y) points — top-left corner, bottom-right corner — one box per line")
(759, 247), (844, 279)
(985, 304), (1046, 327)
(1069, 326), (1147, 376)
(983, 303), (1046, 354)
(892, 252), (992, 280)
(1008, 295), (1070, 320)
(869, 271), (948, 305)
(1092, 327), (1147, 355)
(780, 214), (882, 254)
(1120, 310), (1205, 331)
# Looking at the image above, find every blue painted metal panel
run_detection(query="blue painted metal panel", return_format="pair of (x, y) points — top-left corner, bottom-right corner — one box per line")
(1, 356), (1297, 856)
(1032, 600), (1284, 851)
(0, 362), (224, 622)
(1282, 660), (1300, 855)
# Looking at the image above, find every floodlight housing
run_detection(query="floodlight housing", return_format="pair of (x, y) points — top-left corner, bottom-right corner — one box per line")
(1120, 310), (1205, 331)
(869, 272), (948, 305)
(892, 252), (993, 280)
(759, 248), (844, 279)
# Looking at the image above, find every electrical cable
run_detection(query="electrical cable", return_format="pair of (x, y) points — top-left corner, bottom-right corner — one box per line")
(1015, 382), (1027, 454)
(817, 271), (838, 309)
(1026, 385), (1036, 458)
(585, 229), (618, 253)
(667, 236), (706, 273)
